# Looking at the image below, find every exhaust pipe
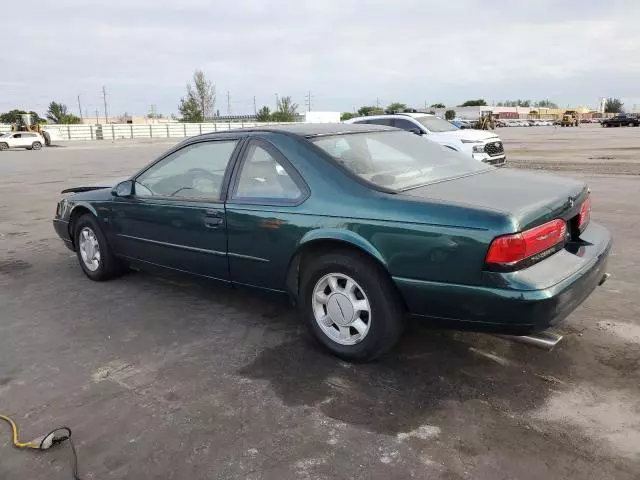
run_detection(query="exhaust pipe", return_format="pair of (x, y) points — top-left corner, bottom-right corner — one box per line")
(496, 331), (563, 351)
(598, 272), (611, 286)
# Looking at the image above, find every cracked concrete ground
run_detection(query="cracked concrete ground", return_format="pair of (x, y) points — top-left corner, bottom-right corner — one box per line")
(1, 124), (639, 479)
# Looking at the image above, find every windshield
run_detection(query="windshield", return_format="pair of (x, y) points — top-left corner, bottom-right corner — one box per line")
(415, 116), (459, 132)
(311, 130), (489, 190)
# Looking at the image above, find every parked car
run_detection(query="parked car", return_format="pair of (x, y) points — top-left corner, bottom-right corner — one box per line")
(0, 132), (45, 151)
(601, 115), (640, 127)
(345, 113), (506, 166)
(53, 124), (611, 361)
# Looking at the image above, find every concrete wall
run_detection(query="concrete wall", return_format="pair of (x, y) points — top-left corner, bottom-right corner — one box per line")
(0, 121), (294, 141)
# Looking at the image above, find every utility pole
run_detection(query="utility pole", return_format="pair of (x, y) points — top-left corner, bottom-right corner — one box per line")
(275, 93), (279, 109)
(102, 86), (108, 123)
(95, 109), (100, 124)
(376, 98), (380, 109)
(226, 91), (231, 116)
(149, 104), (157, 119)
(77, 95), (83, 120)
(424, 100), (427, 111)
(305, 90), (313, 112)
(253, 96), (257, 115)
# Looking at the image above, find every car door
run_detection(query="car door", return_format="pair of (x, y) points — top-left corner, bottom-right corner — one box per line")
(10, 133), (28, 147)
(110, 138), (242, 281)
(225, 137), (309, 291)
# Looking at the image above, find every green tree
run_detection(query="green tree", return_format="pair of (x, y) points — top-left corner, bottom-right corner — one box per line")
(271, 96), (298, 122)
(46, 102), (81, 124)
(430, 103), (445, 108)
(604, 98), (623, 113)
(178, 96), (203, 122)
(535, 99), (558, 108)
(357, 106), (383, 116)
(178, 70), (215, 121)
(444, 109), (456, 120)
(385, 102), (407, 113)
(458, 99), (487, 107)
(0, 109), (44, 124)
(340, 112), (355, 121)
(256, 106), (272, 122)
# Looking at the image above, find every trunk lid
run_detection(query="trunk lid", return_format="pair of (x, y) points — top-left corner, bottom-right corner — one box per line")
(400, 169), (588, 232)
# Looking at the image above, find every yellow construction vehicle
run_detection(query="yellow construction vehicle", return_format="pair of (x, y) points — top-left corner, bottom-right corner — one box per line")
(475, 110), (495, 130)
(11, 113), (52, 145)
(559, 110), (580, 127)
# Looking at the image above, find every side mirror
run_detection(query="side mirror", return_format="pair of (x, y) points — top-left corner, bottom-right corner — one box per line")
(407, 127), (422, 135)
(112, 180), (134, 198)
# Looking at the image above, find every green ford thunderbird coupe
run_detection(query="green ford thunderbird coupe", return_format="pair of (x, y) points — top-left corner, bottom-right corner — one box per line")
(54, 124), (611, 361)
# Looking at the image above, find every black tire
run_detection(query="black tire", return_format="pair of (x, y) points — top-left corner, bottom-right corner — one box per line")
(73, 213), (123, 281)
(628, 122), (634, 127)
(300, 250), (405, 362)
(32, 141), (42, 150)
(0, 142), (8, 151)
(43, 132), (51, 146)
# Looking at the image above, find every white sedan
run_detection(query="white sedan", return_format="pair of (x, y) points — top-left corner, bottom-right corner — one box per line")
(0, 132), (45, 150)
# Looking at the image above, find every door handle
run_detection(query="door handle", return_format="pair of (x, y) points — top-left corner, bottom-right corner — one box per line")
(203, 211), (224, 228)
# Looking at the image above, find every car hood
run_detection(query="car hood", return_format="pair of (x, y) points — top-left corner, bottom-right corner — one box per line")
(61, 177), (126, 194)
(400, 168), (587, 231)
(430, 129), (499, 142)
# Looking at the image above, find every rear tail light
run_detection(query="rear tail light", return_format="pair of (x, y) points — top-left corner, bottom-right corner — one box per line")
(577, 196), (591, 231)
(486, 219), (567, 268)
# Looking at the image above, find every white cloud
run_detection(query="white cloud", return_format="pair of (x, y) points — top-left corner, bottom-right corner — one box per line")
(2, 0), (639, 116)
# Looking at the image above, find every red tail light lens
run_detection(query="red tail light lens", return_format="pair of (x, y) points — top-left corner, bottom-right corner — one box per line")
(577, 196), (591, 231)
(486, 219), (567, 267)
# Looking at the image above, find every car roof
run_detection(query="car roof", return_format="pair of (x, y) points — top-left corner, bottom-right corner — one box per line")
(190, 122), (395, 140)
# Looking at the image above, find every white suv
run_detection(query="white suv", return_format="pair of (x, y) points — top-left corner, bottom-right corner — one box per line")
(345, 113), (506, 166)
(0, 132), (45, 151)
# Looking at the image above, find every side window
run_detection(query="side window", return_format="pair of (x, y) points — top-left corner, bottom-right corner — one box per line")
(233, 143), (302, 201)
(135, 140), (237, 199)
(393, 119), (419, 131)
(13, 134), (21, 138)
(366, 118), (394, 127)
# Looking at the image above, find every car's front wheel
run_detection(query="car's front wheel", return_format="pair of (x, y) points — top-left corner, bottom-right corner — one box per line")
(74, 213), (123, 281)
(32, 141), (42, 150)
(300, 250), (405, 362)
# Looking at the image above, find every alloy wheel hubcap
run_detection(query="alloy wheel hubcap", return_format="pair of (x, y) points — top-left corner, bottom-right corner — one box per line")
(312, 273), (371, 345)
(78, 227), (101, 271)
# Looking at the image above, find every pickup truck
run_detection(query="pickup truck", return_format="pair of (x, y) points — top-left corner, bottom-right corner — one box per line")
(601, 115), (640, 127)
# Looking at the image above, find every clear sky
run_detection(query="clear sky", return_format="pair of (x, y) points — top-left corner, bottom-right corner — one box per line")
(2, 0), (639, 117)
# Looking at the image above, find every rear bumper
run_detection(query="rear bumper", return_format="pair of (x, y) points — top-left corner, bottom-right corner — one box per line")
(53, 219), (74, 251)
(395, 221), (612, 335)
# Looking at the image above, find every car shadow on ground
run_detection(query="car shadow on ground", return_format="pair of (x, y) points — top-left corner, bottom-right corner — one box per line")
(105, 269), (579, 438)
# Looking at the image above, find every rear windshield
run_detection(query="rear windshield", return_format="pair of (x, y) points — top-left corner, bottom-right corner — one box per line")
(311, 130), (488, 190)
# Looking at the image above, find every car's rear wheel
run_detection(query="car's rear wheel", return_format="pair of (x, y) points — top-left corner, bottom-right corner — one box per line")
(74, 213), (123, 281)
(300, 250), (405, 362)
(0, 142), (8, 151)
(32, 141), (42, 150)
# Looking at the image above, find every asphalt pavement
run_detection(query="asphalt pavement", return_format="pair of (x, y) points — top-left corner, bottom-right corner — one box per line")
(1, 125), (639, 479)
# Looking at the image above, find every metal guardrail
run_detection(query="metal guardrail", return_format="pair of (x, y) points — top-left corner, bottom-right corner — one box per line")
(0, 122), (294, 141)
